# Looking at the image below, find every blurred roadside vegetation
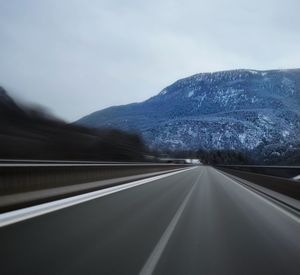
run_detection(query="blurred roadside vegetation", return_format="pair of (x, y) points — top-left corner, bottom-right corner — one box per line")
(0, 87), (146, 161)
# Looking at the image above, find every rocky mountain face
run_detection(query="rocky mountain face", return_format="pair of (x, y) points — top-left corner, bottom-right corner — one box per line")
(77, 69), (300, 155)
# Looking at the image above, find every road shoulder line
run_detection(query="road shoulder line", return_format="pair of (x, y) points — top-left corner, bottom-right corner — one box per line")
(0, 167), (196, 228)
(213, 168), (300, 224)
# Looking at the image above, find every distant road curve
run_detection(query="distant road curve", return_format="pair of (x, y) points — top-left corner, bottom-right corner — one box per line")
(0, 166), (299, 275)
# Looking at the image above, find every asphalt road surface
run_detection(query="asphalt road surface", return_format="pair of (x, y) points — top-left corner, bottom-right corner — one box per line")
(0, 166), (300, 275)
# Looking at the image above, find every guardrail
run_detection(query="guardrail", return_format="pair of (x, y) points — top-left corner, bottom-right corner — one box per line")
(0, 162), (192, 212)
(0, 162), (190, 196)
(216, 166), (300, 200)
(216, 165), (300, 179)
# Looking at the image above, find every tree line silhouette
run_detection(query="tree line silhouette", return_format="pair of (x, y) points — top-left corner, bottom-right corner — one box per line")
(0, 87), (146, 161)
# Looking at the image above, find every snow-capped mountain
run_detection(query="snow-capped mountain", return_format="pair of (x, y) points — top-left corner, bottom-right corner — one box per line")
(77, 69), (300, 151)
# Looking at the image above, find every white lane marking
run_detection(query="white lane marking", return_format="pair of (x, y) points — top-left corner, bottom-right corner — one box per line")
(293, 175), (300, 181)
(139, 172), (201, 275)
(0, 167), (197, 228)
(212, 168), (300, 224)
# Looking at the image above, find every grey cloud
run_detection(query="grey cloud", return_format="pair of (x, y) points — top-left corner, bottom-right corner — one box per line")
(0, 0), (299, 121)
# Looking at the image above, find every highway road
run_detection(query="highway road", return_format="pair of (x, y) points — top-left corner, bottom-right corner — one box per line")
(0, 166), (300, 275)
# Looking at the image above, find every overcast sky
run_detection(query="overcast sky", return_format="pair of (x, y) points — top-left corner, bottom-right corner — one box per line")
(0, 0), (299, 121)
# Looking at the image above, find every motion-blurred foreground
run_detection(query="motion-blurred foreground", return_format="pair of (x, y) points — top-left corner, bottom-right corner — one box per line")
(0, 87), (146, 161)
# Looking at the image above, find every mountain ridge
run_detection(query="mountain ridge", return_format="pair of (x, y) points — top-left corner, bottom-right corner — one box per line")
(77, 69), (300, 154)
